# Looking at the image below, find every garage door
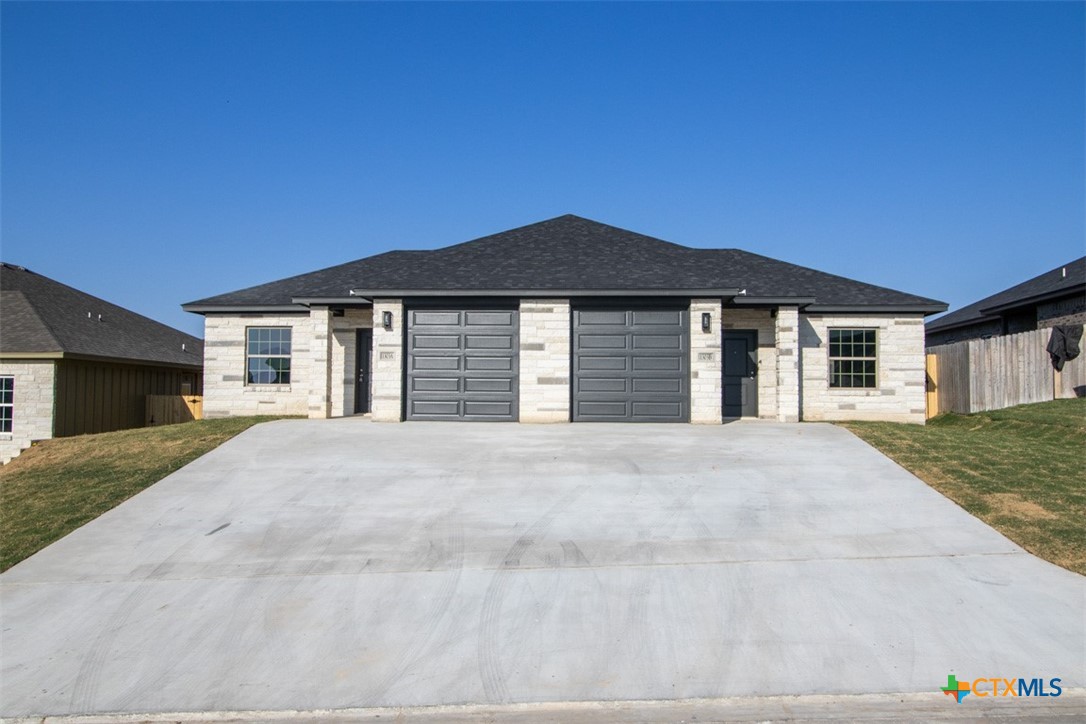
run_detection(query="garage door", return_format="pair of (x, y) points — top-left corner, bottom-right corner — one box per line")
(406, 307), (518, 421)
(572, 306), (689, 422)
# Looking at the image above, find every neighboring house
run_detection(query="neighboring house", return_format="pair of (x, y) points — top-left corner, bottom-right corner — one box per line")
(183, 215), (945, 425)
(0, 263), (204, 463)
(926, 257), (1086, 347)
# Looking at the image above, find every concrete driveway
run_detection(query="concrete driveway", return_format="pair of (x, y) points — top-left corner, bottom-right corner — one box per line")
(1, 420), (1083, 719)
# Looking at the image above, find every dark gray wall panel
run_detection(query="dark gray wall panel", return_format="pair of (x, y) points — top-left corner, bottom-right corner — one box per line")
(572, 306), (689, 422)
(406, 307), (519, 421)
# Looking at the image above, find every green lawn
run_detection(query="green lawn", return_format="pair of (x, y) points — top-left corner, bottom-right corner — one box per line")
(0, 416), (287, 571)
(842, 398), (1086, 575)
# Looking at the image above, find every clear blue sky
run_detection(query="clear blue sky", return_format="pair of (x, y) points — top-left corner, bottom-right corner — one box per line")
(2, 1), (1083, 337)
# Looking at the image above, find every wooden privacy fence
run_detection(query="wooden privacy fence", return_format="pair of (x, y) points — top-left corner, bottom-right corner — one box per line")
(145, 395), (204, 426)
(926, 328), (1085, 417)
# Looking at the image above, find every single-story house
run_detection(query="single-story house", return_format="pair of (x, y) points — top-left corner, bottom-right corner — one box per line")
(0, 263), (204, 463)
(926, 256), (1086, 347)
(183, 215), (945, 425)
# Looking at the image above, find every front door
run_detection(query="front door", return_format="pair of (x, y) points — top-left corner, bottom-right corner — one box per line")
(355, 328), (372, 414)
(722, 329), (758, 418)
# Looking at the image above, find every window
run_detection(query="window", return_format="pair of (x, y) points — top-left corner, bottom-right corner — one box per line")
(829, 329), (877, 388)
(0, 376), (12, 433)
(246, 328), (292, 385)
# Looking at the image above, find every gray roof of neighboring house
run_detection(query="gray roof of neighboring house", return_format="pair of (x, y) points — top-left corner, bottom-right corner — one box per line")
(183, 215), (945, 313)
(926, 256), (1086, 332)
(0, 263), (203, 368)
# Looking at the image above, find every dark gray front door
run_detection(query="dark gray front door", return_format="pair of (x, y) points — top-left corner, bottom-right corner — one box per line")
(573, 306), (689, 422)
(406, 307), (518, 421)
(722, 329), (758, 418)
(354, 328), (372, 414)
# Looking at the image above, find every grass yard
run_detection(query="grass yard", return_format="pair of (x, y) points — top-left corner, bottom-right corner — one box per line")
(842, 398), (1086, 575)
(0, 416), (287, 572)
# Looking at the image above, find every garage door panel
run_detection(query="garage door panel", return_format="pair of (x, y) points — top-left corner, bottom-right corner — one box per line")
(412, 378), (460, 393)
(632, 310), (684, 325)
(412, 311), (461, 326)
(578, 310), (627, 325)
(411, 356), (461, 371)
(411, 400), (460, 417)
(632, 334), (682, 350)
(577, 401), (628, 417)
(465, 311), (514, 326)
(465, 378), (513, 393)
(465, 335), (513, 350)
(578, 378), (627, 393)
(579, 334), (628, 349)
(464, 401), (513, 417)
(632, 356), (682, 371)
(632, 378), (682, 393)
(632, 402), (683, 418)
(573, 307), (688, 422)
(406, 307), (518, 421)
(577, 356), (628, 371)
(465, 357), (513, 371)
(413, 335), (461, 350)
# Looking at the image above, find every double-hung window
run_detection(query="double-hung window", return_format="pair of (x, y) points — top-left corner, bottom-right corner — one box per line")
(246, 328), (292, 385)
(829, 329), (877, 388)
(0, 376), (12, 433)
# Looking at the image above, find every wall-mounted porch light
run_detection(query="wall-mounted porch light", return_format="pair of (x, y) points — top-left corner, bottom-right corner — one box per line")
(701, 312), (712, 333)
(382, 311), (393, 330)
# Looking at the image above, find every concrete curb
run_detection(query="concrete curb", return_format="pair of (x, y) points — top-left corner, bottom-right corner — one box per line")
(6, 689), (1085, 723)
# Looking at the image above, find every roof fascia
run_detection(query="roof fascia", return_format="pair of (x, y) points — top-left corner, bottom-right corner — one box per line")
(292, 297), (373, 306)
(181, 304), (309, 314)
(977, 285), (1086, 317)
(806, 303), (948, 315)
(350, 288), (743, 298)
(0, 351), (64, 360)
(730, 296), (816, 306)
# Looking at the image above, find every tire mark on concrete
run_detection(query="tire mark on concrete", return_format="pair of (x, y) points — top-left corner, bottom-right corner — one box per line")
(362, 515), (465, 705)
(477, 484), (587, 704)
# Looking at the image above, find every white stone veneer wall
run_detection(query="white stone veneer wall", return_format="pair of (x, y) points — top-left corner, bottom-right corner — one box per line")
(721, 308), (778, 419)
(0, 360), (56, 464)
(371, 300), (404, 422)
(800, 314), (926, 423)
(519, 299), (570, 423)
(330, 308), (375, 417)
(202, 313), (312, 418)
(776, 306), (801, 422)
(689, 299), (723, 424)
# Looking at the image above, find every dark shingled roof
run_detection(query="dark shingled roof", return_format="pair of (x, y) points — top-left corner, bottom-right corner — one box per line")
(1, 263), (203, 368)
(184, 215), (945, 311)
(927, 256), (1086, 332)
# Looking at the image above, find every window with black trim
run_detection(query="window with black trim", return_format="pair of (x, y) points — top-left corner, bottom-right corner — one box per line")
(0, 376), (12, 433)
(246, 328), (292, 385)
(829, 329), (876, 388)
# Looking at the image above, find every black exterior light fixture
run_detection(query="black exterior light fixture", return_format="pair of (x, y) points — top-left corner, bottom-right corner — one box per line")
(382, 311), (393, 330)
(701, 312), (712, 333)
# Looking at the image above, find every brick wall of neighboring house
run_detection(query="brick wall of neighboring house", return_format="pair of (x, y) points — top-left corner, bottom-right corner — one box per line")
(925, 318), (1003, 347)
(202, 313), (313, 418)
(800, 314), (927, 423)
(1037, 295), (1086, 329)
(0, 360), (56, 464)
(519, 299), (571, 423)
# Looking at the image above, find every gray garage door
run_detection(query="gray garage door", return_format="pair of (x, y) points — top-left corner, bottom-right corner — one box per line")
(572, 306), (689, 422)
(406, 307), (519, 421)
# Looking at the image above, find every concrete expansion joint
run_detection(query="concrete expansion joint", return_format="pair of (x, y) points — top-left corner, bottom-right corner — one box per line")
(5, 549), (1028, 587)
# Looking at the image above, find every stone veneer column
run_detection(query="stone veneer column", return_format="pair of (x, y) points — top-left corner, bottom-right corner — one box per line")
(518, 299), (571, 422)
(371, 299), (404, 422)
(307, 307), (333, 419)
(689, 299), (723, 424)
(776, 306), (801, 422)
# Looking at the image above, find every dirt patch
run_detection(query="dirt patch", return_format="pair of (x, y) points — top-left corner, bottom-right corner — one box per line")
(988, 493), (1060, 521)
